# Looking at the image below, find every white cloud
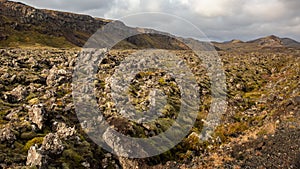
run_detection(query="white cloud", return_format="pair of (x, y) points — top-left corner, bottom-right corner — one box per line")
(181, 0), (240, 17)
(243, 0), (286, 21)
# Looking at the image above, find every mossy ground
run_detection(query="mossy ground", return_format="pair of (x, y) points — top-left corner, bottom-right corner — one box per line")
(0, 47), (299, 168)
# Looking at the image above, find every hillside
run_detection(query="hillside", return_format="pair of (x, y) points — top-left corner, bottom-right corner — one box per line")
(0, 0), (111, 47)
(0, 0), (189, 49)
(214, 35), (300, 51)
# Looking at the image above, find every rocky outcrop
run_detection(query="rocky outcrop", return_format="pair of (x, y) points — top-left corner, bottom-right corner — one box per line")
(26, 122), (76, 168)
(41, 133), (64, 154)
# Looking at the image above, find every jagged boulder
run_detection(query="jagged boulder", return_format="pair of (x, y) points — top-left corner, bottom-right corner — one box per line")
(46, 66), (68, 86)
(26, 123), (77, 168)
(41, 133), (64, 155)
(55, 122), (76, 140)
(102, 128), (148, 158)
(26, 145), (45, 167)
(4, 85), (29, 103)
(28, 104), (47, 130)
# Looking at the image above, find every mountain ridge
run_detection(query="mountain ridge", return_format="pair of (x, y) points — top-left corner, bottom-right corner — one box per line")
(0, 0), (190, 49)
(0, 0), (299, 49)
(245, 35), (300, 48)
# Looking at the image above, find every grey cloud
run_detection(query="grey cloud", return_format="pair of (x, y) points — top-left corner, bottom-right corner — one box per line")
(11, 0), (300, 41)
(15, 0), (113, 12)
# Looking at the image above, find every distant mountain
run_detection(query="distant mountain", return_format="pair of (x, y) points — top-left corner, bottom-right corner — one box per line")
(223, 39), (244, 44)
(247, 35), (283, 48)
(247, 35), (300, 48)
(280, 38), (300, 48)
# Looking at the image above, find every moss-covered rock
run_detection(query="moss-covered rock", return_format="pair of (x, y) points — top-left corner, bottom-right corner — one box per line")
(23, 137), (44, 152)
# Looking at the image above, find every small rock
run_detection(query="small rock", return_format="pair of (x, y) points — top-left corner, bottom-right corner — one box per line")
(81, 162), (90, 168)
(46, 66), (68, 86)
(56, 122), (76, 139)
(41, 133), (64, 154)
(1, 73), (9, 79)
(28, 104), (47, 130)
(4, 110), (18, 121)
(0, 127), (16, 143)
(103, 128), (148, 157)
(26, 145), (44, 167)
(4, 85), (28, 103)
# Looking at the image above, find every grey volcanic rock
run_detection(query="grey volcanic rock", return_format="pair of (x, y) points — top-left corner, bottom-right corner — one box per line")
(0, 127), (16, 143)
(55, 122), (76, 140)
(26, 145), (44, 167)
(41, 133), (64, 154)
(103, 128), (148, 158)
(46, 66), (69, 86)
(8, 85), (28, 101)
(26, 123), (77, 167)
(28, 104), (46, 130)
(3, 85), (29, 103)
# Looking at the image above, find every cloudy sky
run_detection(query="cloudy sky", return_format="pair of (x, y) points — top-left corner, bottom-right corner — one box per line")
(13, 0), (300, 41)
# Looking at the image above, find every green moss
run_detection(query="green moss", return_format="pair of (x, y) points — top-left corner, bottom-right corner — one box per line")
(28, 98), (40, 105)
(232, 113), (245, 122)
(248, 115), (267, 127)
(257, 129), (268, 136)
(213, 126), (227, 142)
(183, 134), (208, 152)
(0, 30), (75, 48)
(0, 109), (9, 118)
(132, 125), (147, 138)
(23, 137), (44, 152)
(0, 99), (20, 107)
(62, 149), (84, 163)
(20, 132), (37, 140)
(244, 91), (263, 99)
(25, 93), (37, 101)
(214, 122), (249, 142)
(155, 118), (174, 132)
(228, 122), (248, 135)
(158, 78), (167, 85)
(14, 141), (24, 150)
(62, 163), (70, 169)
